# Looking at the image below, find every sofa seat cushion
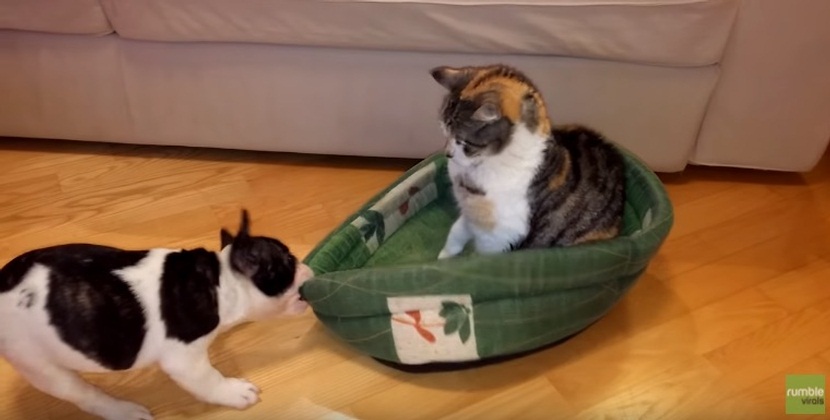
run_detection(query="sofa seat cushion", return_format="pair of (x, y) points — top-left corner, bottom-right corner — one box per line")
(0, 0), (112, 35)
(101, 0), (739, 67)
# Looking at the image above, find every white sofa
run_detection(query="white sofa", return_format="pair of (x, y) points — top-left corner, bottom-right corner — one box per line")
(1, 0), (828, 172)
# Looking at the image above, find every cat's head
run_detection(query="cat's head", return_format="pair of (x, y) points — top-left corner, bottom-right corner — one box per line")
(430, 64), (552, 165)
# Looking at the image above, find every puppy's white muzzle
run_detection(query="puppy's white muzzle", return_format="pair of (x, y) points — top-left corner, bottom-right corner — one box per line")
(285, 263), (313, 315)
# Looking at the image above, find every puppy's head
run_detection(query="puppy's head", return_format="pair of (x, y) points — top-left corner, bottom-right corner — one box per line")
(221, 209), (312, 319)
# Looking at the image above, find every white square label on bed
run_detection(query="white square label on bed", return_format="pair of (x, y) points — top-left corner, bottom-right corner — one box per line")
(387, 295), (479, 364)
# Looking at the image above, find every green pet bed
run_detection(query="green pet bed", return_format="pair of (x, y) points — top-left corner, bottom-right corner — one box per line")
(300, 149), (673, 366)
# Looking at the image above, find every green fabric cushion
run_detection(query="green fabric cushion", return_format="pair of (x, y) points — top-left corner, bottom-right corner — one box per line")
(301, 149), (673, 365)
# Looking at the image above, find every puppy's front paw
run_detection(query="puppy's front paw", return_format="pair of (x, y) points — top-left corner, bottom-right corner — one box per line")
(437, 249), (454, 259)
(209, 378), (261, 410)
(94, 399), (153, 420)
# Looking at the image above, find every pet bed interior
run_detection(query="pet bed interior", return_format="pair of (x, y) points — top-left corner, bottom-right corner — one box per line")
(300, 149), (673, 366)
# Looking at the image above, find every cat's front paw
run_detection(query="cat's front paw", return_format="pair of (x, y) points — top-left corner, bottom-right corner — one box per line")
(437, 249), (455, 259)
(208, 378), (261, 410)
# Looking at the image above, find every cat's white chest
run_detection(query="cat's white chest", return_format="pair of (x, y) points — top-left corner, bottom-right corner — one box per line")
(448, 126), (547, 253)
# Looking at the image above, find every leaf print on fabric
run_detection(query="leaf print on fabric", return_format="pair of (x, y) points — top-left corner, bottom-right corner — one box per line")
(440, 301), (472, 344)
(459, 319), (471, 344)
(358, 210), (386, 244)
(387, 294), (480, 364)
(399, 186), (423, 216)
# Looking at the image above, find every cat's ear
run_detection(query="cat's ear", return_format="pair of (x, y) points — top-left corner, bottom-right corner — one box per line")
(430, 66), (473, 91)
(472, 101), (501, 122)
(220, 229), (234, 249)
(238, 209), (251, 238)
(520, 92), (538, 125)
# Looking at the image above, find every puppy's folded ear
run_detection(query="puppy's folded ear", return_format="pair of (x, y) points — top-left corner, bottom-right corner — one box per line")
(220, 229), (234, 249)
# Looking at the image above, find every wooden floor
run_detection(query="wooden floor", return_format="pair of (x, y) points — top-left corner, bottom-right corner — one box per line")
(0, 138), (828, 420)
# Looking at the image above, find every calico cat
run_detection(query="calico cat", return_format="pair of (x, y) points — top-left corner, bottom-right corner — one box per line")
(431, 64), (625, 258)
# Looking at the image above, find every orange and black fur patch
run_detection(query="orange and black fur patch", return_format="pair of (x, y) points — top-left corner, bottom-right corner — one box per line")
(518, 124), (625, 248)
(432, 63), (625, 248)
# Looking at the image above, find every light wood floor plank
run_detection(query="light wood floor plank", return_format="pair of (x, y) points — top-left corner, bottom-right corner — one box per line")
(758, 259), (830, 313)
(546, 287), (790, 411)
(704, 298), (830, 392)
(704, 356), (830, 420)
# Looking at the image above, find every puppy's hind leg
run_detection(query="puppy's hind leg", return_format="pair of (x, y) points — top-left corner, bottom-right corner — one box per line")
(5, 352), (152, 420)
(160, 339), (260, 410)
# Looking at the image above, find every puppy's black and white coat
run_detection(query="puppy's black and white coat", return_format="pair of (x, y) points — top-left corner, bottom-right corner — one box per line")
(0, 210), (312, 420)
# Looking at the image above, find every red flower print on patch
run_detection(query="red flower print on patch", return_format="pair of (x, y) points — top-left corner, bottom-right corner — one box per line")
(392, 310), (441, 343)
(398, 186), (422, 216)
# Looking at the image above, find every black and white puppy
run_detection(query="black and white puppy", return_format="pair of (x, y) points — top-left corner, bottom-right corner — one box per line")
(0, 210), (312, 420)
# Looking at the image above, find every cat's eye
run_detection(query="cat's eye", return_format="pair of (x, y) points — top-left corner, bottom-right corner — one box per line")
(457, 138), (483, 149)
